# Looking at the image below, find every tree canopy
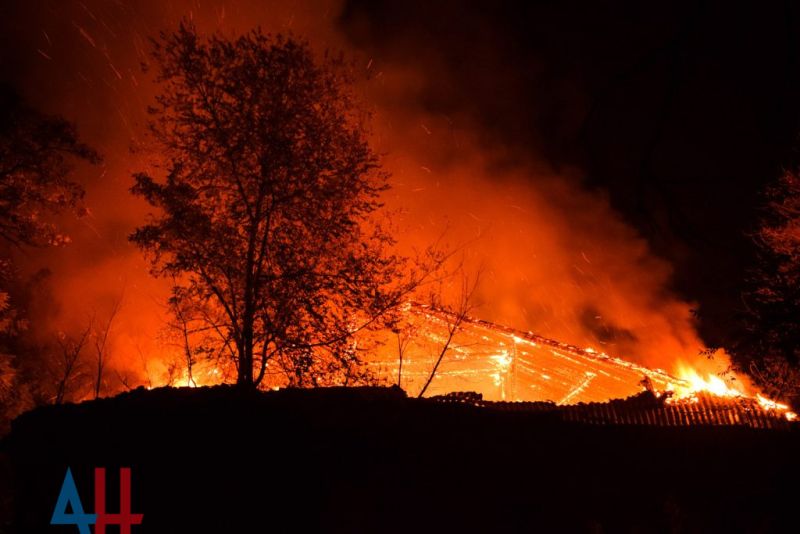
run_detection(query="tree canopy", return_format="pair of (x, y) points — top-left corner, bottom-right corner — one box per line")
(131, 23), (421, 388)
(733, 170), (800, 406)
(0, 86), (99, 249)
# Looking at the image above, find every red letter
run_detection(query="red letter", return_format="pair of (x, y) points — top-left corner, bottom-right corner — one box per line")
(94, 467), (144, 534)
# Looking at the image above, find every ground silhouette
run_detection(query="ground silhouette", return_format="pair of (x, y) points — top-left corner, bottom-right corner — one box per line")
(3, 385), (799, 533)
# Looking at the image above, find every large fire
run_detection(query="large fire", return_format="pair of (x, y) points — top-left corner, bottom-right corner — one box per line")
(5, 2), (795, 431)
(131, 303), (799, 426)
(671, 364), (745, 399)
(377, 304), (799, 422)
(669, 364), (797, 421)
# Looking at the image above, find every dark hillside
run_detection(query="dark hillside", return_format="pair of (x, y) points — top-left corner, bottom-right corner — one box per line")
(3, 386), (799, 533)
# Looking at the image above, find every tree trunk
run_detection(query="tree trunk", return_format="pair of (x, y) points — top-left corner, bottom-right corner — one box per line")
(237, 327), (255, 386)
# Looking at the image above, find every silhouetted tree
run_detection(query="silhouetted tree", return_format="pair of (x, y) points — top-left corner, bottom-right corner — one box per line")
(167, 284), (198, 387)
(0, 86), (99, 248)
(132, 23), (434, 388)
(158, 281), (228, 387)
(732, 170), (800, 406)
(92, 298), (121, 399)
(0, 86), (99, 430)
(52, 325), (92, 405)
(417, 270), (481, 398)
(393, 321), (415, 389)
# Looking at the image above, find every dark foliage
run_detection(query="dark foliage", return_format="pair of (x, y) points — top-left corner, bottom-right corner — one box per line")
(731, 171), (800, 407)
(0, 86), (99, 249)
(0, 86), (99, 432)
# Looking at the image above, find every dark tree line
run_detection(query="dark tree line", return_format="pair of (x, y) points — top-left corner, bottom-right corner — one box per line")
(730, 170), (800, 407)
(0, 86), (100, 430)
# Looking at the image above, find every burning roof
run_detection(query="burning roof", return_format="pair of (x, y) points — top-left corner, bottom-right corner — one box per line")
(372, 304), (796, 425)
(379, 304), (688, 403)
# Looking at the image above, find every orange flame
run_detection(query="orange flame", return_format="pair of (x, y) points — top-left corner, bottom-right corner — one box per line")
(668, 364), (797, 421)
(672, 365), (745, 398)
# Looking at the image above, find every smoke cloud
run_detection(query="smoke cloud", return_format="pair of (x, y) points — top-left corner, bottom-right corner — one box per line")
(1, 0), (726, 389)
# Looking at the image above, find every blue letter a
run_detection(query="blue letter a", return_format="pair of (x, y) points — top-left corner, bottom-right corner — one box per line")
(51, 468), (96, 534)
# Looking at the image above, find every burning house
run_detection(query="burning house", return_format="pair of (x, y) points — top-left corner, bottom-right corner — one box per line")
(373, 304), (797, 429)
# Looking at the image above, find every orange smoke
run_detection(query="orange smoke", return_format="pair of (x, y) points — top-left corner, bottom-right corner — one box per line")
(368, 87), (714, 376)
(6, 0), (743, 396)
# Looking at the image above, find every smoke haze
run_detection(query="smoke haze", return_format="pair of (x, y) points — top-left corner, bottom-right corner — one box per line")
(1, 0), (734, 387)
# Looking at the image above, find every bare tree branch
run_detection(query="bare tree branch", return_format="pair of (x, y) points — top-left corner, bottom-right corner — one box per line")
(418, 270), (482, 398)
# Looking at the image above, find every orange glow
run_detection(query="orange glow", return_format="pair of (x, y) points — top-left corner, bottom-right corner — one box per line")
(756, 394), (797, 421)
(9, 2), (796, 420)
(666, 363), (797, 421)
(671, 364), (746, 399)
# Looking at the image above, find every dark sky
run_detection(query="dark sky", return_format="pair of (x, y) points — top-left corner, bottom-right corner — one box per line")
(338, 0), (800, 345)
